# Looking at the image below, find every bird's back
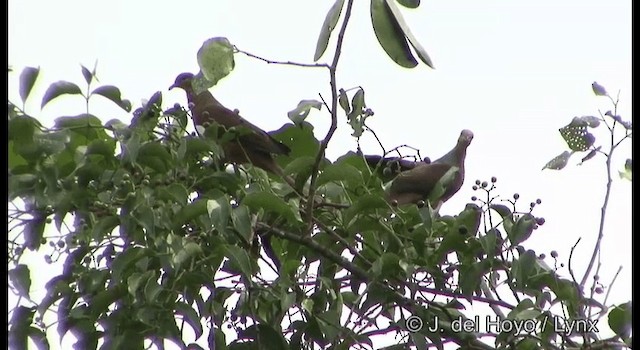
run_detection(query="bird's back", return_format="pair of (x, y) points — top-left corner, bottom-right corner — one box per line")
(189, 92), (290, 156)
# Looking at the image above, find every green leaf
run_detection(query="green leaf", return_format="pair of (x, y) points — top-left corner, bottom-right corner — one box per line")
(25, 218), (46, 251)
(175, 302), (203, 339)
(9, 264), (31, 299)
(8, 142), (28, 173)
(19, 66), (40, 104)
(371, 253), (402, 279)
(9, 173), (38, 199)
(608, 302), (631, 340)
(370, 0), (418, 68)
(243, 192), (300, 224)
(92, 85), (131, 112)
(127, 271), (152, 296)
(542, 151), (572, 170)
(86, 139), (116, 159)
(455, 203), (482, 236)
(112, 247), (146, 282)
(427, 166), (459, 204)
(197, 37), (235, 89)
(137, 142), (172, 173)
(314, 0), (346, 61)
(34, 131), (69, 156)
(578, 146), (600, 165)
(578, 115), (601, 128)
(174, 199), (209, 229)
(81, 64), (93, 85)
(54, 114), (106, 144)
(223, 245), (255, 279)
(143, 275), (162, 302)
(347, 88), (368, 137)
(512, 249), (536, 288)
(396, 0), (420, 8)
(287, 99), (322, 125)
(173, 242), (203, 268)
(479, 228), (499, 256)
(41, 81), (83, 108)
(91, 216), (119, 240)
(559, 117), (595, 151)
(270, 122), (320, 158)
(549, 279), (580, 308)
(591, 81), (607, 96)
(9, 306), (35, 350)
(27, 327), (49, 350)
(351, 88), (365, 113)
(489, 204), (511, 218)
(619, 158), (632, 181)
(146, 90), (163, 108)
(338, 88), (350, 114)
(9, 115), (39, 142)
(344, 194), (388, 227)
(283, 156), (316, 177)
(508, 214), (535, 246)
(317, 163), (363, 187)
(158, 183), (189, 205)
(207, 197), (231, 234)
(133, 205), (155, 238)
(231, 205), (253, 243)
(385, 0), (433, 68)
(237, 325), (287, 350)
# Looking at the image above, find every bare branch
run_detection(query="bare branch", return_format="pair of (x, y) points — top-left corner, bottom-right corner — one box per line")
(235, 47), (329, 69)
(304, 0), (356, 231)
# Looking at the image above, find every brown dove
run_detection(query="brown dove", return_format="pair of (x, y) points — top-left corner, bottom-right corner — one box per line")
(169, 72), (290, 176)
(387, 130), (474, 210)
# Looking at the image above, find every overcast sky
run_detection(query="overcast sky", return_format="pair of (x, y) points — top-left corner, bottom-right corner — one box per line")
(9, 0), (631, 348)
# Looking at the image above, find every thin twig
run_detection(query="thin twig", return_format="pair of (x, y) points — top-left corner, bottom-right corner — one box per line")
(568, 237), (582, 286)
(602, 265), (623, 312)
(257, 222), (369, 280)
(235, 48), (329, 69)
(580, 98), (621, 288)
(304, 0), (356, 232)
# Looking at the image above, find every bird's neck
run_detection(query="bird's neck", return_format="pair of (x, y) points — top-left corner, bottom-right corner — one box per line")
(434, 142), (467, 166)
(185, 89), (220, 107)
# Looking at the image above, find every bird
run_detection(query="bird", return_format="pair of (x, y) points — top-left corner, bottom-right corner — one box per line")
(386, 129), (474, 211)
(169, 72), (290, 177)
(362, 153), (431, 183)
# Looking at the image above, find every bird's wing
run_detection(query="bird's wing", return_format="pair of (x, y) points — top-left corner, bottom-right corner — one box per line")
(389, 163), (452, 197)
(195, 99), (290, 156)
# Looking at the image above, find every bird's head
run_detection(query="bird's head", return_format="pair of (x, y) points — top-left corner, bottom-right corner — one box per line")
(169, 72), (195, 91)
(458, 129), (474, 147)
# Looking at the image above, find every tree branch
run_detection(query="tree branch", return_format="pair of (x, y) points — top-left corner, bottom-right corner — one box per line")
(235, 47), (329, 68)
(304, 0), (356, 231)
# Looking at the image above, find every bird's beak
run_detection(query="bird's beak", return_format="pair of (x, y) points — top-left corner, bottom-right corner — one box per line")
(168, 83), (177, 90)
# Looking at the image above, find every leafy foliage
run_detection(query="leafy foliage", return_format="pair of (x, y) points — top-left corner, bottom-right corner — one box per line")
(543, 82), (632, 171)
(8, 6), (630, 350)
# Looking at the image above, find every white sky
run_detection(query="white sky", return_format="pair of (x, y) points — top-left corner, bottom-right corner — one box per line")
(9, 0), (631, 348)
